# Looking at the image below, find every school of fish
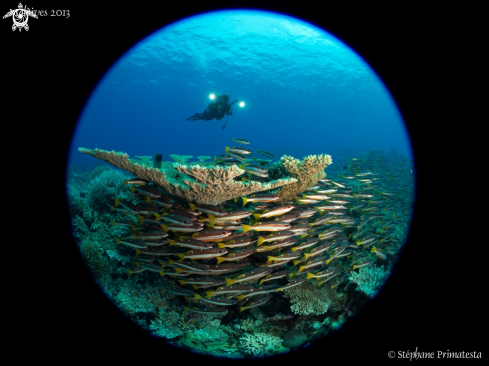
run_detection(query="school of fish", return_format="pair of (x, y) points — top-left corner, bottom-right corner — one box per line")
(110, 140), (413, 316)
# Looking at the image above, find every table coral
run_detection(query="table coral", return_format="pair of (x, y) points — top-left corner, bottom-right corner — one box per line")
(197, 156), (211, 162)
(272, 154), (332, 202)
(79, 148), (297, 205)
(169, 154), (193, 163)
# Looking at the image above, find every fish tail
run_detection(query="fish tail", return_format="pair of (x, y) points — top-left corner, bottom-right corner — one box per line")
(242, 224), (250, 233)
(216, 257), (226, 264)
(116, 238), (121, 245)
(257, 236), (265, 246)
(168, 239), (175, 246)
(127, 269), (133, 276)
(242, 197), (248, 206)
(306, 273), (314, 279)
(178, 280), (186, 285)
(298, 266), (305, 273)
(240, 307), (246, 312)
(217, 243), (226, 248)
(252, 213), (261, 221)
(237, 295), (245, 301)
(188, 203), (196, 211)
(135, 249), (141, 255)
(225, 278), (235, 287)
(208, 215), (215, 223)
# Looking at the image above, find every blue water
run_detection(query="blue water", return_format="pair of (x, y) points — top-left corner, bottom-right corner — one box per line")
(68, 10), (412, 168)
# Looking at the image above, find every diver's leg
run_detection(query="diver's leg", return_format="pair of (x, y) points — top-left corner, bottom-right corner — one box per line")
(186, 113), (201, 121)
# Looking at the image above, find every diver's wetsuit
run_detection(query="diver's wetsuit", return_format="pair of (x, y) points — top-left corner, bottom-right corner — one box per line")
(187, 94), (238, 121)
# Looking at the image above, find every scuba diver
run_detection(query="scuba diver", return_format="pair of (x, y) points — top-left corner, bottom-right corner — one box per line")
(186, 93), (243, 129)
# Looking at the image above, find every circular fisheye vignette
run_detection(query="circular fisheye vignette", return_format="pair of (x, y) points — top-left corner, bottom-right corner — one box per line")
(66, 8), (415, 358)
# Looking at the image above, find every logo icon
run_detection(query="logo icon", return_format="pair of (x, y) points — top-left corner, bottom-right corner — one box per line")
(3, 3), (37, 31)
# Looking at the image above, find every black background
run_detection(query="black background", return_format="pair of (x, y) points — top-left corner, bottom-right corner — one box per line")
(3, 1), (480, 363)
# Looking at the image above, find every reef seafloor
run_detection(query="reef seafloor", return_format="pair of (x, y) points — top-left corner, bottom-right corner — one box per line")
(66, 141), (414, 358)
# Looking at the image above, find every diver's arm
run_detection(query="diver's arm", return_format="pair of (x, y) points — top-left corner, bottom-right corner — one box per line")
(229, 100), (240, 106)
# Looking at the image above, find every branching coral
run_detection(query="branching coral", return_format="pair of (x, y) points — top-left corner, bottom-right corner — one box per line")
(79, 148), (297, 205)
(273, 154), (332, 202)
(349, 265), (389, 298)
(149, 310), (183, 339)
(283, 279), (345, 315)
(239, 332), (282, 357)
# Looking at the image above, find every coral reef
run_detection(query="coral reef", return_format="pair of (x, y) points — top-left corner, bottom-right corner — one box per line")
(239, 332), (284, 357)
(349, 265), (390, 298)
(197, 156), (211, 162)
(283, 279), (345, 316)
(149, 310), (184, 339)
(70, 146), (414, 358)
(169, 154), (193, 163)
(79, 238), (112, 287)
(173, 163), (296, 205)
(271, 154), (332, 202)
(78, 148), (297, 205)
